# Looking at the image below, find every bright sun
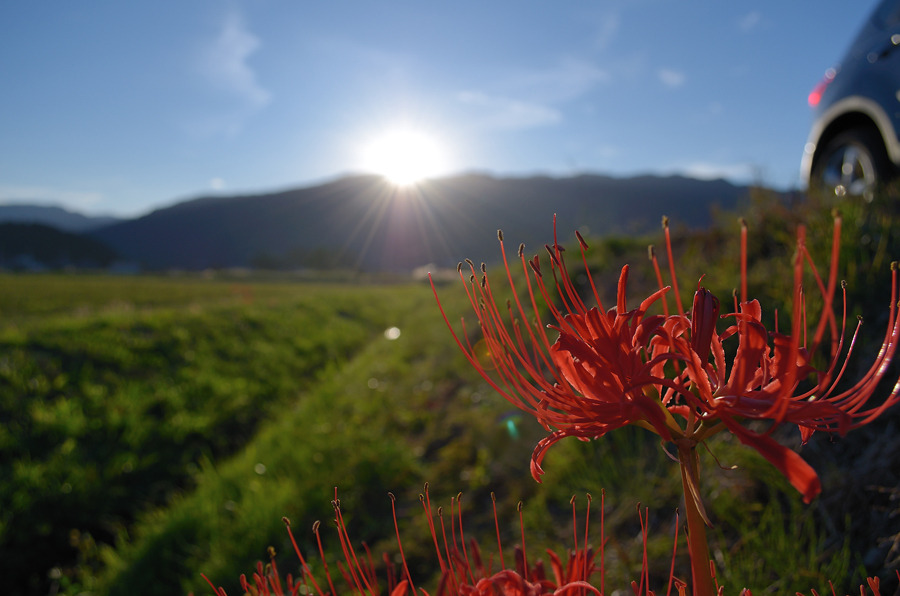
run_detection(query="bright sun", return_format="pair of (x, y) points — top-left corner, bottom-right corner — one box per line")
(361, 129), (447, 186)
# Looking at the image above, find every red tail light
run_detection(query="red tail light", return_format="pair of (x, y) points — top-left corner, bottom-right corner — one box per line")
(808, 68), (836, 107)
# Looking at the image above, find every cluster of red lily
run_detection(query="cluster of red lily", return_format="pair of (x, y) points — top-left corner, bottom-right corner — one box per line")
(433, 215), (899, 506)
(201, 486), (895, 596)
(428, 213), (899, 594)
(203, 486), (640, 596)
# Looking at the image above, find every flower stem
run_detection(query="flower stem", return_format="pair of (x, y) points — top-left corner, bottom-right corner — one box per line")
(678, 443), (715, 596)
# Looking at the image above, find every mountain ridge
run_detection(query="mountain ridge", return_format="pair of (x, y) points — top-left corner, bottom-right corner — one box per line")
(85, 172), (764, 271)
(0, 204), (122, 232)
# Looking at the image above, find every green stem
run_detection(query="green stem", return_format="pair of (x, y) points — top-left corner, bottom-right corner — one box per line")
(678, 443), (715, 596)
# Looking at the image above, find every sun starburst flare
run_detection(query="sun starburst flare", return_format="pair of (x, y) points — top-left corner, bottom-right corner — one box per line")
(360, 129), (449, 187)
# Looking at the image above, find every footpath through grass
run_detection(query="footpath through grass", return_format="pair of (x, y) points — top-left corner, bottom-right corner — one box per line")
(0, 276), (445, 595)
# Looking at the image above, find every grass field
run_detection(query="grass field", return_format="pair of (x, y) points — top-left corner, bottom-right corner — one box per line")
(2, 190), (899, 596)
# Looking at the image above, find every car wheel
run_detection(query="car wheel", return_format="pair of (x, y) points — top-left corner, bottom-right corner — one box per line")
(812, 127), (893, 201)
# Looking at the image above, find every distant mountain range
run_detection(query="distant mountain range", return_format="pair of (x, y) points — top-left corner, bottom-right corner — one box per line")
(0, 204), (121, 232)
(1, 173), (774, 272)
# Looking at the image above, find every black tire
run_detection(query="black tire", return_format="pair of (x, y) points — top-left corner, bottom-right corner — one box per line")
(811, 126), (894, 201)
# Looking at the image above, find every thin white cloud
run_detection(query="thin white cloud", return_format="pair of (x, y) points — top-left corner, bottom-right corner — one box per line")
(592, 12), (620, 51)
(738, 11), (761, 32)
(658, 68), (686, 88)
(189, 9), (270, 137)
(508, 58), (610, 103)
(455, 57), (608, 132)
(0, 186), (103, 208)
(593, 144), (619, 159)
(456, 91), (562, 130)
(681, 161), (755, 182)
(313, 36), (416, 83)
(199, 10), (270, 108)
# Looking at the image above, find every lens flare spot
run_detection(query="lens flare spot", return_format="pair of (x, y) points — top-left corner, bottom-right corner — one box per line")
(473, 338), (496, 370)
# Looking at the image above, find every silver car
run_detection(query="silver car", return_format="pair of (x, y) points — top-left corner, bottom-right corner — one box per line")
(801, 0), (900, 199)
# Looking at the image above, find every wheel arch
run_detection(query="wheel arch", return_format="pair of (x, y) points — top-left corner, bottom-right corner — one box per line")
(801, 96), (900, 185)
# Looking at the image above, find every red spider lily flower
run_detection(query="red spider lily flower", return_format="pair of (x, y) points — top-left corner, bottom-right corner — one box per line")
(199, 487), (895, 596)
(202, 487), (682, 596)
(430, 215), (900, 505)
(431, 230), (678, 485)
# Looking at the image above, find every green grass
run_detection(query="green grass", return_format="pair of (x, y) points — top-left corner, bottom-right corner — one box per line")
(2, 188), (899, 596)
(0, 278), (442, 595)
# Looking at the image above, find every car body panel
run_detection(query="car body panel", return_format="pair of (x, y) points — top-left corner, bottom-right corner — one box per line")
(801, 0), (900, 187)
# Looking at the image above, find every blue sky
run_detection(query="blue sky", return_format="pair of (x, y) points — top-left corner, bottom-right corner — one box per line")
(0, 1), (880, 216)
